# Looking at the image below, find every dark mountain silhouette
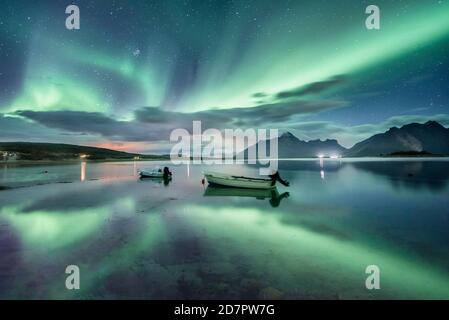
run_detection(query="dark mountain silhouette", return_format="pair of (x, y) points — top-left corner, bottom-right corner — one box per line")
(345, 121), (449, 157)
(240, 121), (449, 159)
(240, 131), (347, 159)
(0, 142), (167, 161)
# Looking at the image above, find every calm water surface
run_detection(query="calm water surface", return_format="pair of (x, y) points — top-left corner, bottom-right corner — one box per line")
(1, 159), (449, 299)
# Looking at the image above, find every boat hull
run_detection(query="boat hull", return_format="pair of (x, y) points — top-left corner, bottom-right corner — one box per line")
(139, 170), (164, 178)
(204, 185), (278, 199)
(204, 172), (275, 190)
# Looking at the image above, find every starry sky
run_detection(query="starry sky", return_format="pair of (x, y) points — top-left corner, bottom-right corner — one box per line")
(0, 0), (448, 153)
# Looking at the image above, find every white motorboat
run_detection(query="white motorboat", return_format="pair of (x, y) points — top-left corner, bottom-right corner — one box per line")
(139, 169), (164, 178)
(204, 171), (275, 189)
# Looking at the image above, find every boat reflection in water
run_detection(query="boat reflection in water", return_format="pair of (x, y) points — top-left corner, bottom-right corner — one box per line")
(204, 185), (289, 207)
(139, 175), (172, 186)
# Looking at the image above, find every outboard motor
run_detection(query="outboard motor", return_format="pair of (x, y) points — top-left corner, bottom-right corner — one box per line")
(163, 167), (172, 179)
(269, 171), (290, 187)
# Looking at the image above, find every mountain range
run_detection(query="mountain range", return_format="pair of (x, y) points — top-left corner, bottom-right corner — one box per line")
(243, 121), (449, 158)
(345, 121), (449, 157)
(1, 121), (448, 161)
(241, 131), (347, 159)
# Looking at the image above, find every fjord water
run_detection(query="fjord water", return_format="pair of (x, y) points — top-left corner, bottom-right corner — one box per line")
(1, 159), (449, 299)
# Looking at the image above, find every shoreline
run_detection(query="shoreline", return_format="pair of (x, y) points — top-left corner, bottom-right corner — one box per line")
(2, 156), (449, 167)
(0, 158), (170, 165)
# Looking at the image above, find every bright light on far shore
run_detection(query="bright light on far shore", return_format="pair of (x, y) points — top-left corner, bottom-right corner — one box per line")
(317, 154), (324, 158)
(79, 154), (88, 159)
(330, 154), (341, 159)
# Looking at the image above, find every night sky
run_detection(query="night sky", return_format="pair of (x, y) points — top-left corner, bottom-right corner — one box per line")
(0, 0), (448, 153)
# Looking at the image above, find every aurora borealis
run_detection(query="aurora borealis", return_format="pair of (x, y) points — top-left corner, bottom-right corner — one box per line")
(1, 0), (449, 153)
